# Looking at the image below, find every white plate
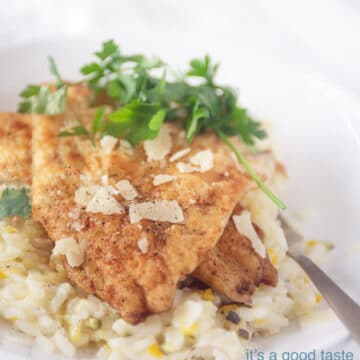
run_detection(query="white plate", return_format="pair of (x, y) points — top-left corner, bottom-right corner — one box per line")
(0, 36), (359, 359)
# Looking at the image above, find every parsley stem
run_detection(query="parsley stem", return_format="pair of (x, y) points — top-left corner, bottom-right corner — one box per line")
(215, 129), (287, 210)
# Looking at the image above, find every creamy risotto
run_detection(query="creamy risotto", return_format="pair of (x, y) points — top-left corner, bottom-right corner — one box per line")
(0, 176), (328, 359)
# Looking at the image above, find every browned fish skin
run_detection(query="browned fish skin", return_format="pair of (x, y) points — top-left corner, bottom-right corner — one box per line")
(193, 204), (277, 303)
(0, 113), (32, 184)
(31, 113), (250, 324)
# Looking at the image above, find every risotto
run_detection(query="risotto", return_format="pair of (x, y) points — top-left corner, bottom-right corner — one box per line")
(0, 176), (328, 359)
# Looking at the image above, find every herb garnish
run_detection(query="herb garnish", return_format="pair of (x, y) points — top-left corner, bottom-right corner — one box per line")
(0, 188), (31, 219)
(58, 107), (106, 146)
(18, 57), (67, 115)
(18, 40), (286, 209)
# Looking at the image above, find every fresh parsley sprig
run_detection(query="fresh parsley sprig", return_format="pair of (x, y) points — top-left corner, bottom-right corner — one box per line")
(0, 188), (31, 220)
(16, 40), (286, 209)
(18, 57), (67, 115)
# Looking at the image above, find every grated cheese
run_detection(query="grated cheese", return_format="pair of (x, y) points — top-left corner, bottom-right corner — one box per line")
(52, 237), (88, 267)
(119, 139), (134, 156)
(115, 180), (138, 200)
(129, 200), (184, 224)
(137, 237), (149, 254)
(169, 148), (190, 162)
(153, 174), (175, 186)
(176, 150), (214, 173)
(143, 126), (172, 161)
(232, 211), (266, 258)
(176, 162), (197, 173)
(100, 135), (118, 154)
(86, 188), (125, 215)
(74, 185), (101, 207)
(70, 222), (84, 232)
(189, 149), (213, 172)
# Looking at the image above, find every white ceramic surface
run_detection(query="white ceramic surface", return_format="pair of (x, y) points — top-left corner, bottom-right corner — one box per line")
(0, 35), (359, 359)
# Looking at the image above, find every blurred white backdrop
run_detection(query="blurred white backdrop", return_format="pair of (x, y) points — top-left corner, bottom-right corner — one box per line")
(1, 0), (360, 97)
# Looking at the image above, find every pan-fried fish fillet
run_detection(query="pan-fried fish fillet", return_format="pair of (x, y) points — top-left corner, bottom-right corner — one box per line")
(1, 100), (278, 313)
(31, 113), (251, 324)
(0, 113), (32, 184)
(193, 204), (277, 303)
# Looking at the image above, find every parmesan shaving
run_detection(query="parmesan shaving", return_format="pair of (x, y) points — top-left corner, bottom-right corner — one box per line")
(232, 211), (266, 258)
(86, 188), (125, 215)
(153, 174), (175, 186)
(129, 200), (184, 224)
(52, 237), (88, 267)
(169, 148), (190, 162)
(189, 149), (213, 172)
(115, 180), (138, 200)
(71, 222), (84, 232)
(137, 237), (149, 254)
(143, 126), (172, 161)
(176, 162), (197, 173)
(74, 185), (101, 207)
(100, 135), (118, 154)
(119, 139), (134, 156)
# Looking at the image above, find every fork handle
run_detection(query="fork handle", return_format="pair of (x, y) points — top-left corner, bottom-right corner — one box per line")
(294, 254), (360, 344)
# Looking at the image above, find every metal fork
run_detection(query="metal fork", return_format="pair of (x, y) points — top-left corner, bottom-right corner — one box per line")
(279, 214), (360, 344)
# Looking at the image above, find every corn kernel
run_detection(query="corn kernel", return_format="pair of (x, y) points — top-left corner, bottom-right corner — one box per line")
(5, 225), (17, 233)
(255, 318), (265, 324)
(147, 343), (164, 358)
(0, 271), (7, 279)
(267, 248), (278, 265)
(307, 240), (318, 247)
(315, 293), (323, 303)
(70, 324), (82, 343)
(85, 318), (101, 330)
(181, 322), (198, 336)
(201, 288), (214, 302)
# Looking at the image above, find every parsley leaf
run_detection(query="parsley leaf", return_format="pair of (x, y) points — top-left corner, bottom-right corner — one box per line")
(18, 85), (67, 115)
(104, 100), (166, 145)
(18, 57), (67, 115)
(187, 55), (219, 85)
(0, 188), (31, 219)
(58, 107), (105, 146)
(48, 56), (64, 88)
(18, 86), (67, 115)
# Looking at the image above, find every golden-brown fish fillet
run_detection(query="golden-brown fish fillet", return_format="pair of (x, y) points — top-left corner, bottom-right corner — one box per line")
(0, 97), (278, 313)
(31, 112), (251, 324)
(193, 204), (277, 303)
(0, 113), (32, 184)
